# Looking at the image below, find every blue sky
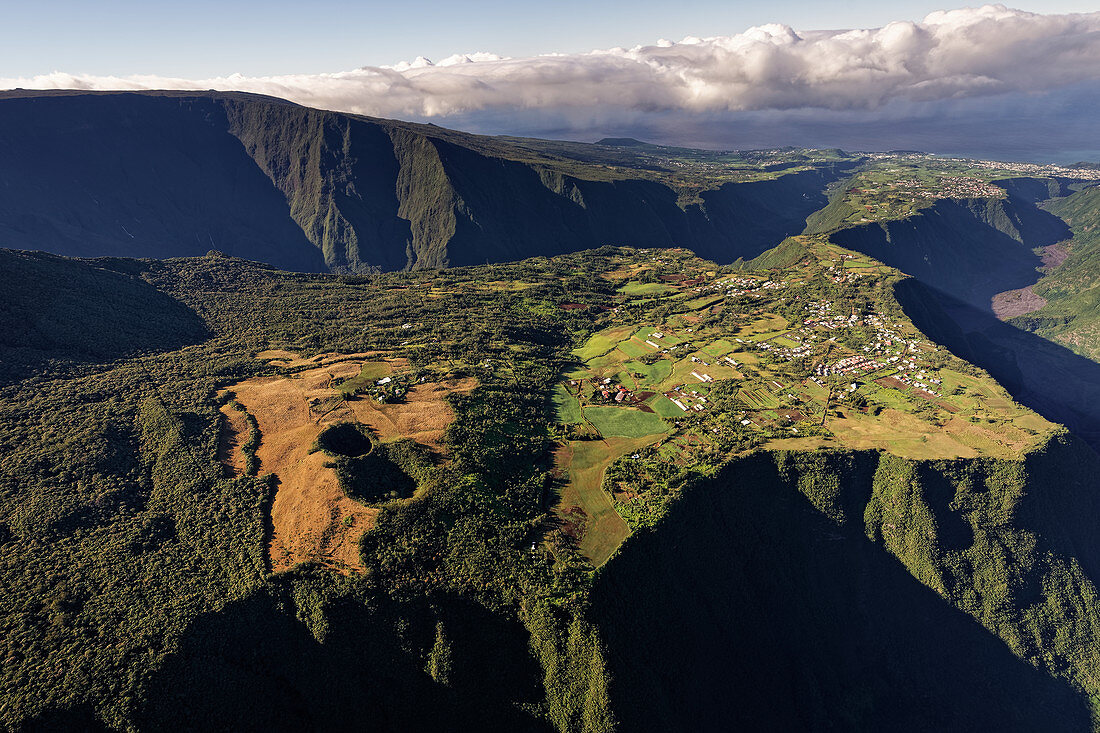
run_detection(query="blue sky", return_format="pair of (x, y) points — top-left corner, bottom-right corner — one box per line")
(1, 0), (1096, 77)
(4, 3), (1099, 161)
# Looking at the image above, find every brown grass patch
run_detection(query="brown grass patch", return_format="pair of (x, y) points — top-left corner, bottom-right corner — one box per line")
(229, 352), (475, 573)
(347, 376), (476, 454)
(827, 408), (978, 460)
(991, 286), (1047, 320)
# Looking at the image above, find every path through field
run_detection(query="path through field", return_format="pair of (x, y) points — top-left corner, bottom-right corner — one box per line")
(555, 434), (664, 566)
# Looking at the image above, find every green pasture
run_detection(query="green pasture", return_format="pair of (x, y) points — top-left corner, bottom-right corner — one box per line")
(618, 282), (673, 296)
(573, 333), (617, 361)
(557, 434), (662, 565)
(553, 384), (583, 424)
(336, 360), (393, 396)
(585, 406), (670, 438)
(616, 339), (650, 358)
(686, 294), (724, 310)
(649, 395), (687, 418)
(625, 359), (672, 385)
(701, 339), (735, 357)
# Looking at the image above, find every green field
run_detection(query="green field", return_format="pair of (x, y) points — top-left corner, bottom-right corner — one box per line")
(585, 406), (670, 438)
(650, 395), (687, 418)
(632, 326), (682, 347)
(616, 338), (650, 358)
(573, 333), (617, 361)
(553, 384), (583, 424)
(740, 387), (780, 409)
(685, 294), (724, 309)
(701, 339), (735, 357)
(626, 359), (672, 385)
(336, 360), (393, 396)
(556, 434), (662, 566)
(618, 282), (673, 296)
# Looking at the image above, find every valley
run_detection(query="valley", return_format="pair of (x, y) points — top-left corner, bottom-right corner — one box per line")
(4, 92), (1100, 732)
(4, 236), (1100, 729)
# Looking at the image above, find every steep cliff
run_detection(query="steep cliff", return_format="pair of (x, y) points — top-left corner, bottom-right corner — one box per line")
(827, 191), (1069, 310)
(591, 441), (1100, 731)
(0, 93), (329, 272)
(0, 91), (853, 273)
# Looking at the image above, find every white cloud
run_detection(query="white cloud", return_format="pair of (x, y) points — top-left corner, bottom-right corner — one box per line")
(3, 5), (1099, 152)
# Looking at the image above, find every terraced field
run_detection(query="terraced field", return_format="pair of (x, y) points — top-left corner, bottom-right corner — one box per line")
(551, 242), (1060, 565)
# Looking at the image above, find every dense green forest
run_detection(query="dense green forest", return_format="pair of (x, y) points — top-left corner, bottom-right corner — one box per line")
(3, 245), (1100, 731)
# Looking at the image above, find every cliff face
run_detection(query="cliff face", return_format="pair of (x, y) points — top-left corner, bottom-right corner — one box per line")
(828, 191), (1069, 310)
(590, 441), (1100, 731)
(0, 94), (329, 272)
(895, 277), (1100, 449)
(0, 92), (852, 273)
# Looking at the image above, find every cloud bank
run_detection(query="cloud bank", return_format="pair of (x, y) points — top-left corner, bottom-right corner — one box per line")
(5, 5), (1100, 159)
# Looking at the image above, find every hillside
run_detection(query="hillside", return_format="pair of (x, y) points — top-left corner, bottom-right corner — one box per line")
(4, 244), (1100, 730)
(823, 183), (1069, 310)
(0, 91), (854, 273)
(1010, 185), (1100, 359)
(0, 249), (208, 372)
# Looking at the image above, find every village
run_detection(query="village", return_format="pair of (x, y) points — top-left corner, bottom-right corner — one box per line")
(551, 243), (1059, 571)
(558, 242), (976, 462)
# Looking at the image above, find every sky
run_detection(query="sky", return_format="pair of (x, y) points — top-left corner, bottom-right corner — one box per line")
(2, 0), (1097, 77)
(3, 2), (1100, 161)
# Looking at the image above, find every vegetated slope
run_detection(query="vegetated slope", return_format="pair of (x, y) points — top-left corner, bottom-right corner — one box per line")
(6, 247), (1100, 730)
(0, 91), (853, 273)
(592, 445), (1100, 732)
(822, 185), (1070, 310)
(896, 277), (1100, 449)
(1013, 185), (1100, 358)
(0, 248), (208, 372)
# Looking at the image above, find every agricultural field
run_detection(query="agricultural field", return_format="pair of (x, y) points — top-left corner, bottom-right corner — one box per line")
(550, 240), (1059, 565)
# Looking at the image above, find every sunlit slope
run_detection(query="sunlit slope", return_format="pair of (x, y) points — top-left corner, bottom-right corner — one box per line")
(1014, 185), (1100, 359)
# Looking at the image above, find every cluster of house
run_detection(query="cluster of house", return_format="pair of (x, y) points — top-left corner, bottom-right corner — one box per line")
(593, 377), (635, 404)
(666, 386), (708, 412)
(754, 335), (813, 362)
(889, 361), (944, 397)
(823, 261), (871, 284)
(956, 158), (1100, 181)
(858, 175), (1005, 201)
(694, 276), (783, 300)
(815, 355), (884, 377)
(368, 375), (409, 403)
(802, 300), (867, 330)
(644, 330), (690, 356)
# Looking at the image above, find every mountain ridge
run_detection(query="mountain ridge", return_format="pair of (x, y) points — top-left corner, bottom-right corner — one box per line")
(0, 90), (856, 273)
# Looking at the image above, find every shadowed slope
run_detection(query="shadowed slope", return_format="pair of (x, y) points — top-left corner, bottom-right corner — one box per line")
(138, 577), (550, 733)
(0, 94), (327, 272)
(0, 248), (208, 373)
(591, 451), (1093, 732)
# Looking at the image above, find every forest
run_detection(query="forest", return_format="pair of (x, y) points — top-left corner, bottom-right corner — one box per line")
(1, 244), (1100, 731)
